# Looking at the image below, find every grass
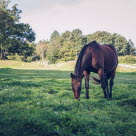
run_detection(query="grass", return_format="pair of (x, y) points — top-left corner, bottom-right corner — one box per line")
(0, 67), (136, 136)
(1, 60), (136, 72)
(0, 60), (75, 71)
(117, 65), (136, 72)
(0, 60), (136, 135)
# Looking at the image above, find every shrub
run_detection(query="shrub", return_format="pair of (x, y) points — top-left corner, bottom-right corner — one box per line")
(7, 54), (24, 61)
(7, 55), (16, 60)
(118, 55), (136, 64)
(32, 55), (40, 61)
(26, 57), (33, 62)
(14, 55), (24, 61)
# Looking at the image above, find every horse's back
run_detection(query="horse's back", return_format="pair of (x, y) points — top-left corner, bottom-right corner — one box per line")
(91, 44), (118, 73)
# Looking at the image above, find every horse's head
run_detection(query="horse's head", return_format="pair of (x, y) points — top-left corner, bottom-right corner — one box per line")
(70, 73), (84, 100)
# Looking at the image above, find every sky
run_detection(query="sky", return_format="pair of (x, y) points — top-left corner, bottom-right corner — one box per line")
(11, 0), (136, 46)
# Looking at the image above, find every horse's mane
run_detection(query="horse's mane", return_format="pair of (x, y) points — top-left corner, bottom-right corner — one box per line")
(74, 44), (88, 76)
(74, 41), (99, 76)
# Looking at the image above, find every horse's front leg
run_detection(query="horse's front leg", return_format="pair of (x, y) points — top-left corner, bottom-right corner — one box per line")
(84, 71), (90, 99)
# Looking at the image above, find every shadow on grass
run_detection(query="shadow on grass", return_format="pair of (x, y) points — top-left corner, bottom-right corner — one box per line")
(1, 68), (136, 98)
(0, 68), (72, 88)
(0, 68), (72, 79)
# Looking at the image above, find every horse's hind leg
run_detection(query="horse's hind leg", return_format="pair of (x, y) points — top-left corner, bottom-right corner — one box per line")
(105, 76), (110, 98)
(84, 71), (90, 99)
(98, 69), (109, 98)
(109, 70), (116, 99)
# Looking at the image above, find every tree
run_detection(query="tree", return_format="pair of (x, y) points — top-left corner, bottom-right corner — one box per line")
(72, 29), (85, 56)
(87, 31), (129, 56)
(50, 30), (60, 41)
(6, 23), (35, 60)
(0, 5), (14, 59)
(36, 40), (48, 61)
(47, 31), (62, 63)
(0, 0), (35, 59)
(127, 39), (136, 55)
(87, 31), (110, 44)
(57, 29), (86, 62)
(113, 34), (128, 56)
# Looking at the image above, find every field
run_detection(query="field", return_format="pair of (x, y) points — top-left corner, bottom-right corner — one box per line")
(0, 61), (136, 136)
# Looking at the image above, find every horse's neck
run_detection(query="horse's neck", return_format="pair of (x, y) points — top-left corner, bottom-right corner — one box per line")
(74, 52), (91, 76)
(80, 54), (90, 74)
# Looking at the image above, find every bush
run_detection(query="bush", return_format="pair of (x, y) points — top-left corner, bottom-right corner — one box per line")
(118, 55), (136, 64)
(15, 55), (24, 61)
(7, 55), (39, 62)
(7, 54), (24, 61)
(7, 55), (16, 60)
(26, 57), (33, 62)
(32, 55), (40, 61)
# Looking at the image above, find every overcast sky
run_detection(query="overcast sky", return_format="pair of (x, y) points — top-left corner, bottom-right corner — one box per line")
(11, 0), (136, 46)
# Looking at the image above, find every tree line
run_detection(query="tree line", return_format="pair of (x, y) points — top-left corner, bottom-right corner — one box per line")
(37, 30), (136, 63)
(0, 0), (136, 63)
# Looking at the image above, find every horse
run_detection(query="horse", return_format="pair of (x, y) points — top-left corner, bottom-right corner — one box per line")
(70, 41), (118, 100)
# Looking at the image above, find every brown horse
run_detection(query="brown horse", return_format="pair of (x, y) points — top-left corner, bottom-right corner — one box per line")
(70, 41), (118, 100)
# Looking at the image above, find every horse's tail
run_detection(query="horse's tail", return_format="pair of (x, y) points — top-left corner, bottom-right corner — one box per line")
(104, 44), (118, 66)
(91, 76), (101, 84)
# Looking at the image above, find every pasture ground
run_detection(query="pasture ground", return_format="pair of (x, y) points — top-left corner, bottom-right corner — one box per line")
(0, 61), (136, 136)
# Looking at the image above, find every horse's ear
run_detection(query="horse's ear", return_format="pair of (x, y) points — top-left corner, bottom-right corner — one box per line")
(70, 73), (75, 78)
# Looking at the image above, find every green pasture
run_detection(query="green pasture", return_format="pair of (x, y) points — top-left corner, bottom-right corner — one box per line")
(0, 61), (136, 136)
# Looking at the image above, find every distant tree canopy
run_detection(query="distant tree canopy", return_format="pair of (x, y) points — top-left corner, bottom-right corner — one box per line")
(87, 31), (130, 56)
(45, 29), (87, 63)
(44, 30), (136, 63)
(0, 0), (35, 60)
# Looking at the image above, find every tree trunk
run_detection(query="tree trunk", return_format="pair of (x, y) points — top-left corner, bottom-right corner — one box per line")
(0, 43), (2, 59)
(41, 51), (44, 62)
(0, 43), (4, 59)
(3, 49), (7, 59)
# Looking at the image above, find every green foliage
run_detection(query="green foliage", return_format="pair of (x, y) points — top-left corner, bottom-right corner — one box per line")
(87, 31), (110, 44)
(26, 56), (33, 62)
(0, 68), (136, 136)
(47, 31), (62, 63)
(6, 55), (16, 60)
(128, 39), (136, 55)
(47, 29), (86, 63)
(0, 0), (35, 60)
(7, 54), (37, 62)
(35, 40), (48, 61)
(45, 30), (136, 63)
(118, 55), (136, 64)
(86, 31), (133, 56)
(7, 54), (23, 61)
